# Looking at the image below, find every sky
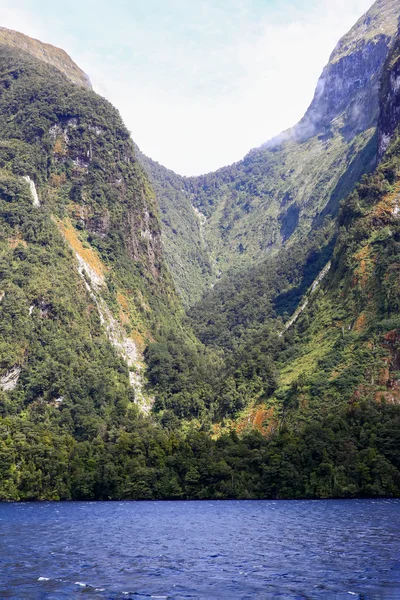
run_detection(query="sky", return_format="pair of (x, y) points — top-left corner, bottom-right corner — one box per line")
(0, 0), (374, 175)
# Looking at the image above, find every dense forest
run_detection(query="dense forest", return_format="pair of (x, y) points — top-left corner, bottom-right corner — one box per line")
(1, 399), (399, 500)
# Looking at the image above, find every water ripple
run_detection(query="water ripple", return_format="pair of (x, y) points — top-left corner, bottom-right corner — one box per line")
(0, 499), (399, 599)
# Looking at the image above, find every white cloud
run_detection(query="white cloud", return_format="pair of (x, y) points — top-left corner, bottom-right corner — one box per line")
(0, 0), (374, 175)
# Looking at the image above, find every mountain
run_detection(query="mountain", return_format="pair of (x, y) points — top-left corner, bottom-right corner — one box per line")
(142, 0), (400, 305)
(187, 18), (400, 424)
(0, 40), (196, 421)
(0, 37), (225, 499)
(0, 3), (400, 501)
(293, 0), (399, 144)
(243, 37), (400, 459)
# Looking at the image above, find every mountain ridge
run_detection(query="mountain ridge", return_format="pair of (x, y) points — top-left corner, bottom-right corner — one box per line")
(0, 42), (188, 416)
(0, 26), (91, 89)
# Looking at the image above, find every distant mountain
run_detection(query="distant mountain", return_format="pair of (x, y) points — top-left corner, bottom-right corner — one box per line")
(293, 0), (399, 144)
(141, 0), (400, 305)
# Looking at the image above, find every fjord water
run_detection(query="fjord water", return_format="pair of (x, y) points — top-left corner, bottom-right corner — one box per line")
(0, 500), (399, 599)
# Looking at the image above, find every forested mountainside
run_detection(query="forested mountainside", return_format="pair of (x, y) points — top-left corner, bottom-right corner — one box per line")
(182, 31), (400, 476)
(0, 3), (400, 501)
(0, 42), (208, 424)
(136, 150), (212, 306)
(141, 0), (400, 305)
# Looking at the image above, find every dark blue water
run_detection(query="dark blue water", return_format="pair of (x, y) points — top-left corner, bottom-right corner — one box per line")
(0, 500), (399, 599)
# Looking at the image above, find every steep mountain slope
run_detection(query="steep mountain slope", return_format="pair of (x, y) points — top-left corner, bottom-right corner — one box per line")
(0, 42), (191, 421)
(293, 0), (399, 144)
(137, 151), (212, 306)
(267, 145), (400, 435)
(379, 32), (400, 156)
(0, 12), (400, 502)
(217, 32), (400, 440)
(142, 0), (400, 304)
(0, 38), (226, 501)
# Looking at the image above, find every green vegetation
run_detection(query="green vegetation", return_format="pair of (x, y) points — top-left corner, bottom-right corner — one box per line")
(137, 151), (213, 307)
(0, 43), (194, 427)
(143, 128), (377, 304)
(0, 399), (399, 501)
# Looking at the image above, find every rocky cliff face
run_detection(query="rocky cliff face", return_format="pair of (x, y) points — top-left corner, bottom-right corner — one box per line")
(294, 0), (400, 142)
(0, 27), (91, 89)
(379, 32), (400, 157)
(295, 35), (389, 143)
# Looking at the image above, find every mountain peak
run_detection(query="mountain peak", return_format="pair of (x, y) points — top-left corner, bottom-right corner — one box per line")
(294, 0), (400, 143)
(0, 26), (91, 89)
(330, 0), (400, 65)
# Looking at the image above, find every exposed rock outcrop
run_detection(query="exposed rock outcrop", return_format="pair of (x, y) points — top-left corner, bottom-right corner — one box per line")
(75, 250), (152, 413)
(0, 367), (21, 392)
(271, 0), (400, 146)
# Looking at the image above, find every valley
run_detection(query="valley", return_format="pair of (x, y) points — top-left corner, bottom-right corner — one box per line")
(0, 0), (400, 501)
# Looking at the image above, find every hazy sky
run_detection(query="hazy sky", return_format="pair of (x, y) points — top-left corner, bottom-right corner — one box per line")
(0, 0), (373, 175)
